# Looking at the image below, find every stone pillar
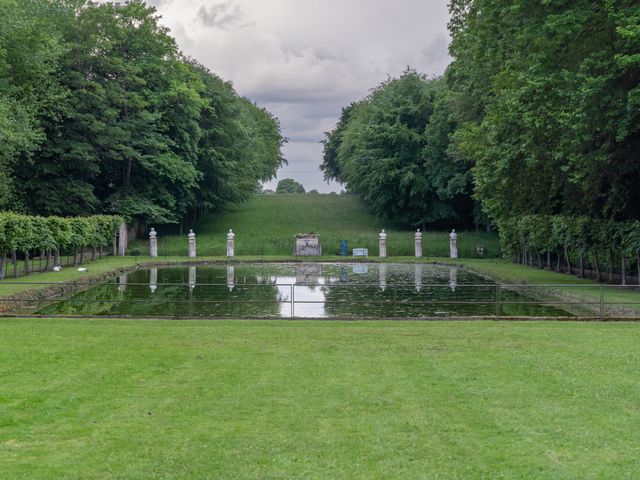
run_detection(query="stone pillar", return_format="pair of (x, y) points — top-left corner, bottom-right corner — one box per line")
(149, 228), (158, 258)
(149, 267), (158, 293)
(227, 265), (235, 292)
(188, 230), (196, 258)
(118, 222), (128, 256)
(379, 229), (387, 258)
(449, 229), (458, 259)
(227, 229), (235, 258)
(415, 229), (422, 258)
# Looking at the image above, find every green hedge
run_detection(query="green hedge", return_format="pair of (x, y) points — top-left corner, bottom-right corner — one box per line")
(498, 215), (640, 284)
(0, 213), (123, 278)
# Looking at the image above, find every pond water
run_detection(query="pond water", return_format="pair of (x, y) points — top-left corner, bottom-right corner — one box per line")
(36, 263), (572, 318)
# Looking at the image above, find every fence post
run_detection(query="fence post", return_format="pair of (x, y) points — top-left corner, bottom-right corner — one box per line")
(599, 284), (605, 320)
(291, 283), (295, 318)
(496, 284), (501, 319)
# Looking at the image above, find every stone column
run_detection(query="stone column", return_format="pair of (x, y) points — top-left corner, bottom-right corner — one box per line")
(149, 267), (158, 293)
(149, 228), (158, 258)
(118, 222), (128, 256)
(449, 229), (458, 259)
(188, 230), (196, 258)
(227, 229), (235, 258)
(379, 229), (387, 258)
(415, 229), (423, 258)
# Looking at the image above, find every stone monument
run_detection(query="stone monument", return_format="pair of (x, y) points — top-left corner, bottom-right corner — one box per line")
(149, 228), (158, 258)
(379, 229), (387, 258)
(449, 229), (458, 259)
(149, 267), (158, 293)
(188, 230), (196, 258)
(118, 222), (128, 256)
(415, 229), (422, 258)
(293, 234), (322, 256)
(227, 229), (235, 257)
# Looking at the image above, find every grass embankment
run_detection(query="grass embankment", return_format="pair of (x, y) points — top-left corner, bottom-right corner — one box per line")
(135, 194), (500, 258)
(1, 319), (639, 478)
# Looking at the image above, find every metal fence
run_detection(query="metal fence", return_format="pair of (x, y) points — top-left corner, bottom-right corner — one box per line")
(1, 281), (640, 320)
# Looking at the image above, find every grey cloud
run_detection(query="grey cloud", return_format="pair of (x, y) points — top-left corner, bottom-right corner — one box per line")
(197, 1), (245, 29)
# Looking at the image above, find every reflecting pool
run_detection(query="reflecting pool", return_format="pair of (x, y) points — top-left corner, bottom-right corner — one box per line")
(36, 262), (573, 318)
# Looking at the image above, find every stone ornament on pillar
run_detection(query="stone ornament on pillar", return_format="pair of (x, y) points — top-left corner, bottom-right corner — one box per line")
(449, 229), (458, 259)
(188, 229), (197, 258)
(227, 229), (235, 257)
(379, 229), (387, 258)
(149, 228), (158, 258)
(415, 229), (423, 258)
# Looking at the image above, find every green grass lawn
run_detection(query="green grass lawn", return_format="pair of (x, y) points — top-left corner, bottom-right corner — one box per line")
(1, 319), (639, 479)
(135, 194), (500, 258)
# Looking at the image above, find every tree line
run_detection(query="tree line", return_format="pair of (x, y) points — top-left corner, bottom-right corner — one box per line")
(0, 213), (123, 278)
(322, 1), (639, 280)
(0, 0), (285, 229)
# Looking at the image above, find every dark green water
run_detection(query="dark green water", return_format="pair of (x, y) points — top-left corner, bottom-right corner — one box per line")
(35, 263), (572, 318)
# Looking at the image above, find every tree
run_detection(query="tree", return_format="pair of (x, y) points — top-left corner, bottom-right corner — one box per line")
(321, 70), (475, 228)
(276, 179), (305, 194)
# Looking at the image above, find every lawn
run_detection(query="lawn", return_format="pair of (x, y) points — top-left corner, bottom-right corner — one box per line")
(133, 194), (500, 258)
(1, 319), (639, 479)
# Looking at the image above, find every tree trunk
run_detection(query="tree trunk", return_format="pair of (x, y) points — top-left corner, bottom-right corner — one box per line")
(0, 252), (6, 280)
(40, 249), (45, 272)
(91, 246), (96, 261)
(80, 247), (85, 264)
(45, 249), (52, 272)
(54, 248), (60, 267)
(73, 248), (78, 266)
(546, 251), (551, 269)
(579, 251), (585, 278)
(609, 252), (614, 282)
(621, 253), (627, 286)
(594, 251), (602, 282)
(24, 251), (30, 276)
(100, 246), (104, 259)
(537, 252), (543, 269)
(564, 245), (572, 275)
(556, 252), (561, 272)
(112, 236), (117, 257)
(12, 250), (17, 278)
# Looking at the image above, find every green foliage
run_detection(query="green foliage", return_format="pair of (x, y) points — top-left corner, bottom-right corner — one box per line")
(276, 179), (305, 194)
(448, 0), (640, 224)
(0, 0), (285, 225)
(321, 70), (476, 228)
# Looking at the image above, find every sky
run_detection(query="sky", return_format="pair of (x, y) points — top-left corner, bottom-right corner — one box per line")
(143, 0), (452, 192)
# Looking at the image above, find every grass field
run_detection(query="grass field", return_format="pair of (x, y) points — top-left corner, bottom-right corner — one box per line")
(1, 319), (639, 479)
(133, 194), (500, 258)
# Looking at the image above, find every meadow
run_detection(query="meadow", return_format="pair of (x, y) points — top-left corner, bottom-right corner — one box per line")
(132, 194), (500, 258)
(1, 319), (639, 479)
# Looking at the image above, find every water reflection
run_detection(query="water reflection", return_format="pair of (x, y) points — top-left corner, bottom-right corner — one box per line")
(415, 263), (423, 292)
(189, 266), (196, 291)
(150, 267), (158, 293)
(449, 266), (458, 292)
(227, 265), (235, 291)
(38, 262), (573, 319)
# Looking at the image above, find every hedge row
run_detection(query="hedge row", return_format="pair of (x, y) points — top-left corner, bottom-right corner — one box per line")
(0, 213), (123, 278)
(499, 215), (640, 284)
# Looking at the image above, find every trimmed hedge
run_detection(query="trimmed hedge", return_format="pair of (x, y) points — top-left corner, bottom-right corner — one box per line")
(499, 215), (640, 284)
(0, 213), (123, 278)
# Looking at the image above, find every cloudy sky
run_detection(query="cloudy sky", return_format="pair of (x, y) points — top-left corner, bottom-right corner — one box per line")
(144, 0), (452, 192)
